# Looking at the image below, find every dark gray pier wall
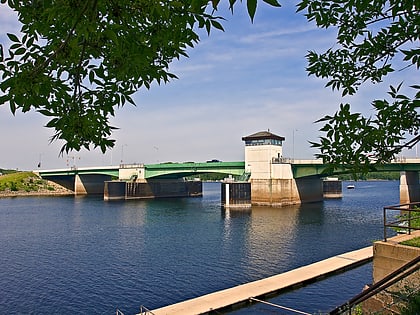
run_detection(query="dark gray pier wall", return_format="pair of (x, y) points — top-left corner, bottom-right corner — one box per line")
(221, 182), (251, 209)
(323, 178), (343, 199)
(104, 179), (202, 200)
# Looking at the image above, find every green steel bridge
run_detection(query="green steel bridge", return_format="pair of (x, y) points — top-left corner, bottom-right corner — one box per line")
(37, 161), (247, 180)
(142, 161), (246, 179)
(290, 159), (420, 178)
(36, 159), (420, 198)
(37, 159), (420, 180)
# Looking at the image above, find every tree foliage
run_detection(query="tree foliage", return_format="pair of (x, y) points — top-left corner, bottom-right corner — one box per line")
(297, 0), (420, 174)
(0, 0), (280, 154)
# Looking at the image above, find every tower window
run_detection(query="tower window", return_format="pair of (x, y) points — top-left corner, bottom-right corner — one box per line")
(245, 139), (282, 146)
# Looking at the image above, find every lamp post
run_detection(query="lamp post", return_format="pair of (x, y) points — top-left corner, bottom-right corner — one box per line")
(153, 146), (159, 163)
(67, 155), (80, 169)
(121, 144), (127, 164)
(38, 153), (42, 168)
(292, 129), (298, 161)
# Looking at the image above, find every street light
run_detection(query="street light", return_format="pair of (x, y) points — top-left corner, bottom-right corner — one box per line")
(153, 146), (159, 163)
(67, 155), (80, 169)
(38, 153), (42, 168)
(292, 129), (298, 161)
(121, 144), (128, 164)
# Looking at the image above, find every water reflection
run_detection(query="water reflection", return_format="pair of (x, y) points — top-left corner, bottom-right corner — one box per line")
(0, 181), (401, 315)
(221, 205), (301, 278)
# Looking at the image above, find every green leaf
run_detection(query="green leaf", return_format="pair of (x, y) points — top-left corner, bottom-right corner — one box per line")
(0, 95), (9, 104)
(37, 109), (54, 116)
(211, 0), (221, 10)
(89, 70), (94, 84)
(103, 29), (119, 44)
(14, 47), (26, 55)
(210, 19), (225, 32)
(229, 0), (237, 12)
(247, 0), (257, 22)
(263, 0), (281, 7)
(7, 33), (20, 43)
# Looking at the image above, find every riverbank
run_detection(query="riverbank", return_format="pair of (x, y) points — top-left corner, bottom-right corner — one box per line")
(0, 189), (74, 198)
(0, 172), (73, 198)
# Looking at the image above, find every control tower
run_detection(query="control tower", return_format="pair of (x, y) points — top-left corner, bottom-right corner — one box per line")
(242, 130), (285, 179)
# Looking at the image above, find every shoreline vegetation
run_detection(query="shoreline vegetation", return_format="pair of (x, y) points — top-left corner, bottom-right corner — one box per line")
(0, 170), (73, 198)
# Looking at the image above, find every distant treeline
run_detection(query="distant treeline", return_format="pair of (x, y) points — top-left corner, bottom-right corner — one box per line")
(186, 173), (236, 181)
(0, 168), (18, 175)
(188, 171), (401, 181)
(337, 171), (400, 181)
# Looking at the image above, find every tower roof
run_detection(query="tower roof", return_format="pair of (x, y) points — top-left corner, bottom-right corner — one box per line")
(242, 131), (285, 142)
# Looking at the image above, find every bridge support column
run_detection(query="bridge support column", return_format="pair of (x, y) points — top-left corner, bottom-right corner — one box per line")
(400, 171), (420, 204)
(74, 174), (112, 195)
(250, 174), (323, 207)
(74, 175), (87, 195)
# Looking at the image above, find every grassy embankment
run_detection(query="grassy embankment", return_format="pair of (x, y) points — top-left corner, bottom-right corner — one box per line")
(401, 237), (420, 247)
(0, 170), (68, 194)
(398, 214), (420, 248)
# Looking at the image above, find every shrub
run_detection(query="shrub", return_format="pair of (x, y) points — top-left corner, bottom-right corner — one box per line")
(10, 182), (18, 191)
(400, 289), (420, 315)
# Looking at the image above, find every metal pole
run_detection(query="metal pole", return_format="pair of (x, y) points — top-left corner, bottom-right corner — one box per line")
(383, 207), (387, 242)
(250, 297), (311, 315)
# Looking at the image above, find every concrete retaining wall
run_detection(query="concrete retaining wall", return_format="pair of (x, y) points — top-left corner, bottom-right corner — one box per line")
(373, 232), (420, 283)
(361, 232), (420, 314)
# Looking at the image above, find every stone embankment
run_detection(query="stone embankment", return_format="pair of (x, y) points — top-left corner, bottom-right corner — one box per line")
(0, 181), (73, 198)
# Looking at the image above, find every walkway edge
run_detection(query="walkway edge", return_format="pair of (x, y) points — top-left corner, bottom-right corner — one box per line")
(146, 246), (373, 315)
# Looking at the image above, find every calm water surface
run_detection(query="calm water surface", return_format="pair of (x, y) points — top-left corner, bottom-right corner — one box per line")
(0, 181), (399, 314)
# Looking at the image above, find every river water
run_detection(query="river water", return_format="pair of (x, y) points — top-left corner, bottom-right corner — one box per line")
(0, 180), (400, 314)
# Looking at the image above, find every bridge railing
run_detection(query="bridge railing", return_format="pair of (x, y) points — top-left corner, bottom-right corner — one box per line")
(120, 163), (145, 169)
(272, 157), (293, 164)
(383, 202), (420, 241)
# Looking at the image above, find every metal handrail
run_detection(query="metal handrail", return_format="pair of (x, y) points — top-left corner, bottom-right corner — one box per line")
(116, 305), (155, 315)
(329, 255), (420, 314)
(383, 202), (420, 241)
(250, 297), (311, 315)
(139, 305), (155, 315)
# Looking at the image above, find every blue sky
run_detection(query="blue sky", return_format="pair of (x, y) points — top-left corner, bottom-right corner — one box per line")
(0, 2), (417, 170)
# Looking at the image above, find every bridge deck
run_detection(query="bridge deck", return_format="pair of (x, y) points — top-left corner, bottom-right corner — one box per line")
(145, 246), (373, 315)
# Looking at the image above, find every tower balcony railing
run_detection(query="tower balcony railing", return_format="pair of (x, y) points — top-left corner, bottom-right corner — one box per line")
(272, 157), (293, 164)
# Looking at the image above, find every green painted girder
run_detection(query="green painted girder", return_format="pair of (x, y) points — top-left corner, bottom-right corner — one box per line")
(291, 163), (328, 178)
(377, 163), (420, 172)
(38, 167), (119, 178)
(292, 162), (420, 178)
(144, 161), (246, 179)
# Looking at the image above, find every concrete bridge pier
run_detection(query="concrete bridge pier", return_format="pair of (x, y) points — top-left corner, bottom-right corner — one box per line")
(74, 174), (112, 195)
(250, 176), (323, 207)
(400, 171), (420, 204)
